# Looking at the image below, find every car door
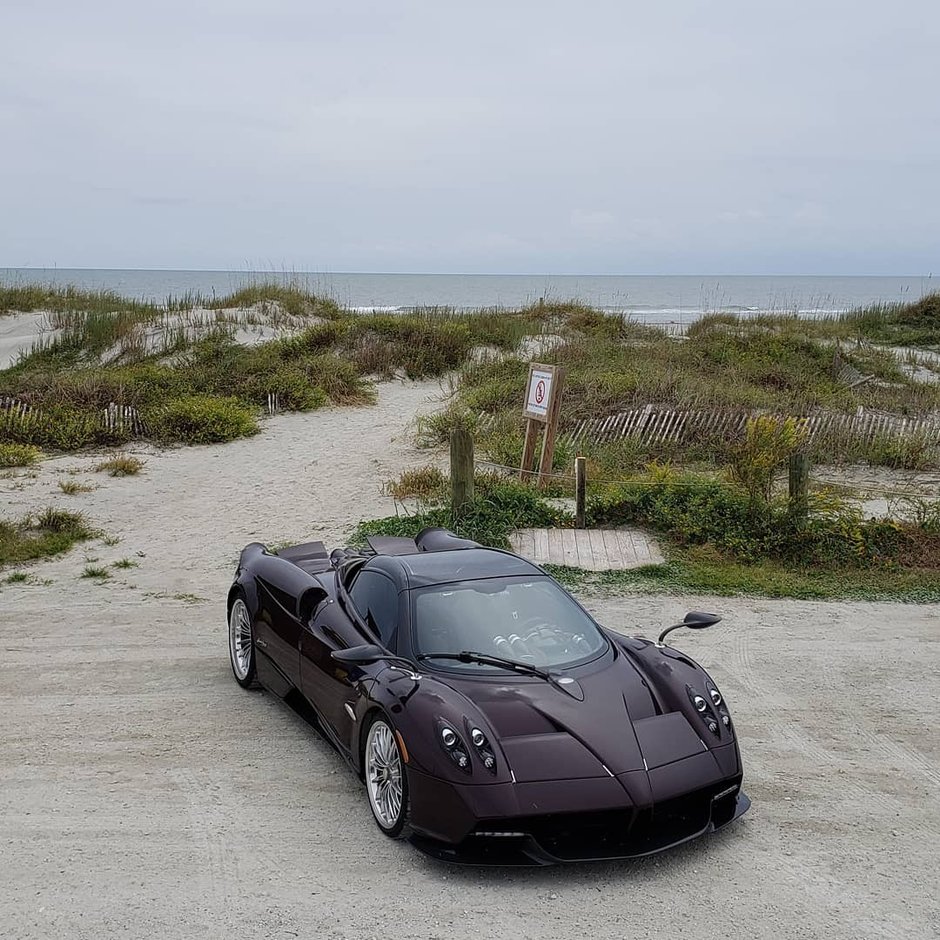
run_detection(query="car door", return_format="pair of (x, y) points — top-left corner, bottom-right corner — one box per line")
(300, 568), (400, 747)
(254, 577), (303, 690)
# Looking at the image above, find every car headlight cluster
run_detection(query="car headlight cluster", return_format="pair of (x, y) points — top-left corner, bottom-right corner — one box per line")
(686, 682), (732, 736)
(438, 721), (497, 775)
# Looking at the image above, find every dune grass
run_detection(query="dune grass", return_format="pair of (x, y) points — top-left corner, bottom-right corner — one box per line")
(95, 456), (145, 476)
(2, 281), (938, 468)
(833, 292), (940, 349)
(0, 281), (537, 449)
(423, 298), (940, 473)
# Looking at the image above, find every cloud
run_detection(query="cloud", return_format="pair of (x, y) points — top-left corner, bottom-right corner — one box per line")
(0, 0), (938, 273)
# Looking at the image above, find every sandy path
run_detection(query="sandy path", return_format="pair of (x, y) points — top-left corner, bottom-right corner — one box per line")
(1, 381), (939, 939)
(1, 378), (446, 597)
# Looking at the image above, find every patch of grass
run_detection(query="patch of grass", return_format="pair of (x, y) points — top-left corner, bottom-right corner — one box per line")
(548, 550), (940, 603)
(207, 282), (344, 320)
(0, 508), (95, 568)
(836, 292), (940, 349)
(112, 558), (138, 569)
(0, 442), (41, 467)
(57, 479), (94, 495)
(95, 456), (145, 476)
(101, 534), (122, 546)
(384, 466), (448, 500)
(4, 571), (30, 584)
(80, 564), (111, 580)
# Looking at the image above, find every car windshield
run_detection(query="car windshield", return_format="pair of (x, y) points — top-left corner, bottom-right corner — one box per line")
(412, 576), (608, 671)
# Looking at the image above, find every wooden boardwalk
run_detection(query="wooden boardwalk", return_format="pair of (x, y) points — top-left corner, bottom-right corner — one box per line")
(510, 527), (663, 571)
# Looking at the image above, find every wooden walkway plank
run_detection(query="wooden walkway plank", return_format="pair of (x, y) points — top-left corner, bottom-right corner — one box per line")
(510, 528), (663, 571)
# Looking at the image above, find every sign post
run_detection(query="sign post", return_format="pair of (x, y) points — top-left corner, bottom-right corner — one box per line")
(520, 362), (564, 486)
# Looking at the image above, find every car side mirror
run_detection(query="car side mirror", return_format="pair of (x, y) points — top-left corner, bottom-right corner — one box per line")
(657, 611), (722, 646)
(331, 644), (387, 665)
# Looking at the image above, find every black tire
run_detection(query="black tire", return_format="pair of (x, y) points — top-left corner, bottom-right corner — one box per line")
(363, 714), (411, 839)
(228, 591), (257, 689)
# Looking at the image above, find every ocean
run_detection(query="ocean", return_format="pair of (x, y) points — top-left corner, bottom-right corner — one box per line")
(0, 269), (934, 324)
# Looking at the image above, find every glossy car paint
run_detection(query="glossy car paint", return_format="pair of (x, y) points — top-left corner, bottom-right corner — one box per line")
(228, 538), (749, 863)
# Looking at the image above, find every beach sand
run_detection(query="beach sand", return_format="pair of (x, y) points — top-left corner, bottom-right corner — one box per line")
(1, 360), (938, 939)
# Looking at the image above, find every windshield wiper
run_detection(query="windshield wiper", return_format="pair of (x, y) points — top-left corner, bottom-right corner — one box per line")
(416, 650), (554, 682)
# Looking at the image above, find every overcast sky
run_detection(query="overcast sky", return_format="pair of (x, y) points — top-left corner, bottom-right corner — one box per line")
(2, 1), (938, 274)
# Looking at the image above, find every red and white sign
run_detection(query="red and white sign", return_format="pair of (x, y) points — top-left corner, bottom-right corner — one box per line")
(524, 365), (555, 420)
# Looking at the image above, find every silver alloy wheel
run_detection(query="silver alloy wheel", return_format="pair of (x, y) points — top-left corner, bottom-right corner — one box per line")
(229, 598), (253, 680)
(365, 720), (404, 830)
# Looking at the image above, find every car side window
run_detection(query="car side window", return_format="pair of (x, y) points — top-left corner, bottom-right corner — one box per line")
(349, 570), (400, 648)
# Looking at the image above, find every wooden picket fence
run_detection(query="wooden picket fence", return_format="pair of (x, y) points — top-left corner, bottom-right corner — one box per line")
(1, 391), (282, 439)
(566, 405), (940, 447)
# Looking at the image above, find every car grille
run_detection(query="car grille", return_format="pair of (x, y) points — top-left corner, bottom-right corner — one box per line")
(470, 782), (736, 861)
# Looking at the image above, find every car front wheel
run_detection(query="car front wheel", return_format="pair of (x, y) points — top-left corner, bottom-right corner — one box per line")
(364, 715), (410, 838)
(228, 594), (256, 688)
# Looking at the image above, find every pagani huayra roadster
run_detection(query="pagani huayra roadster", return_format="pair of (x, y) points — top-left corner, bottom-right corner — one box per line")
(227, 528), (749, 864)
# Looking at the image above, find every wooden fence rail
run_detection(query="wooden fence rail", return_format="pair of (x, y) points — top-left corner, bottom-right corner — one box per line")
(564, 406), (940, 448)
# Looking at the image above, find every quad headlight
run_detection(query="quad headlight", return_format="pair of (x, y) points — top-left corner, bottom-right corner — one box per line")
(437, 721), (497, 775)
(687, 684), (728, 737)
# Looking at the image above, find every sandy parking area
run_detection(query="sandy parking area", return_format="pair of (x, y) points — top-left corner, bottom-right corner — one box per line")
(2, 381), (939, 939)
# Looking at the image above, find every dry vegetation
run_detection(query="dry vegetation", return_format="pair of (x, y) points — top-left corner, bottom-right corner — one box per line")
(2, 281), (938, 475)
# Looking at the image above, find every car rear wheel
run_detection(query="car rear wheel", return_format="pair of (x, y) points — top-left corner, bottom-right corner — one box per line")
(364, 715), (410, 838)
(228, 594), (256, 688)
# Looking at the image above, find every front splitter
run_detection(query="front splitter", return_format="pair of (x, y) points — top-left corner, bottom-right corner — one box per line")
(410, 791), (751, 867)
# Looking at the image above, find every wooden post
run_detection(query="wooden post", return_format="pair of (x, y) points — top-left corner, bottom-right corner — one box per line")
(520, 418), (539, 481)
(574, 455), (586, 529)
(536, 367), (565, 487)
(450, 427), (474, 514)
(788, 453), (810, 518)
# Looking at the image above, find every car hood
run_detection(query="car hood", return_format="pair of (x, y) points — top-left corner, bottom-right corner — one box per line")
(442, 647), (712, 781)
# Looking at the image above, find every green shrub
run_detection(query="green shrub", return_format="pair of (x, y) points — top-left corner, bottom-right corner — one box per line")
(730, 416), (807, 502)
(589, 472), (919, 568)
(146, 396), (259, 444)
(357, 476), (568, 550)
(0, 442), (40, 467)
